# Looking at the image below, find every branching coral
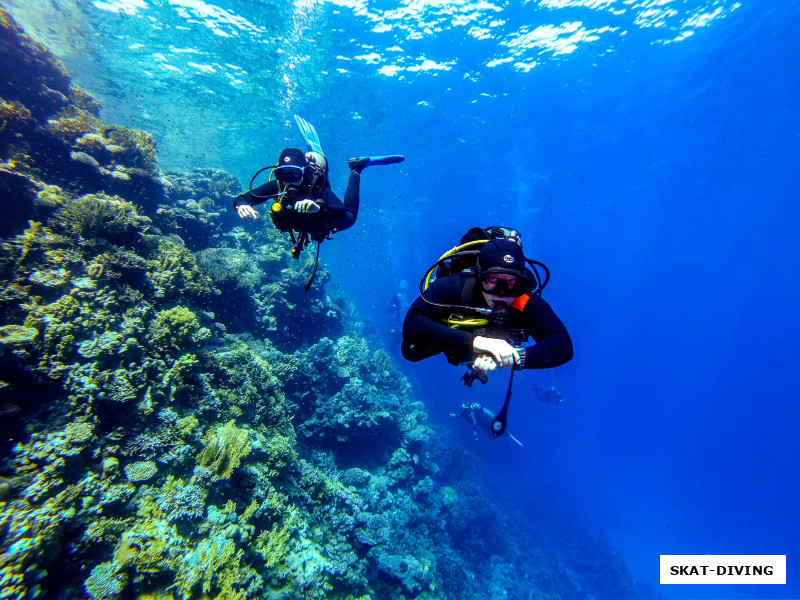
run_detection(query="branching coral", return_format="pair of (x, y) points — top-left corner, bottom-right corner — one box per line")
(196, 247), (263, 291)
(154, 477), (206, 522)
(146, 239), (217, 299)
(4, 220), (61, 266)
(45, 105), (105, 145)
(55, 192), (151, 244)
(255, 523), (293, 568)
(195, 420), (251, 480)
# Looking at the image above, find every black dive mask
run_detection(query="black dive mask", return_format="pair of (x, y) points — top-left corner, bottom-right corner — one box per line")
(481, 276), (523, 298)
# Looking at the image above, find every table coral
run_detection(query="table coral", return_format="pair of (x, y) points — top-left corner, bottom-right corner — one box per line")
(84, 561), (128, 600)
(123, 461), (158, 482)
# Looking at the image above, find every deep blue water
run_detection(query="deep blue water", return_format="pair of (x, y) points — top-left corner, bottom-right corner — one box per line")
(8, 0), (800, 596)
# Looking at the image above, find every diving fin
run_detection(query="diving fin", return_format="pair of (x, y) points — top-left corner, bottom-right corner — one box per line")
(353, 155), (405, 168)
(365, 155), (405, 166)
(349, 155), (405, 174)
(294, 114), (324, 155)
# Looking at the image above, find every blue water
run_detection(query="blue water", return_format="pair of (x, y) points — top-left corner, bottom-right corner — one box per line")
(9, 0), (800, 596)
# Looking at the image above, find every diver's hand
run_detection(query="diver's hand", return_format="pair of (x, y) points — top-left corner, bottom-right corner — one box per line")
(237, 205), (258, 219)
(293, 199), (321, 213)
(472, 336), (519, 369)
(473, 354), (498, 372)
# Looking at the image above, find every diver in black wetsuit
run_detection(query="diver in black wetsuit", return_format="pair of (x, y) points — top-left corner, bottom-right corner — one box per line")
(534, 384), (565, 404)
(232, 150), (371, 251)
(402, 238), (573, 371)
(232, 116), (403, 290)
(451, 402), (524, 446)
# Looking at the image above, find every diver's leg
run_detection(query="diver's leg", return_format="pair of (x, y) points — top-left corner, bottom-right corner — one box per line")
(340, 170), (361, 227)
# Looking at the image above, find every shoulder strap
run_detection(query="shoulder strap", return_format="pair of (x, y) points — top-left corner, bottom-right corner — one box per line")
(460, 273), (476, 306)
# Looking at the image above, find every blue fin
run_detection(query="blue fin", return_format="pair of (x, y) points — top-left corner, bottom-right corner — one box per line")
(293, 114), (324, 154)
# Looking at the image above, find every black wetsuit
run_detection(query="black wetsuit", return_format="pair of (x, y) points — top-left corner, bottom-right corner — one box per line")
(401, 272), (573, 368)
(233, 170), (361, 243)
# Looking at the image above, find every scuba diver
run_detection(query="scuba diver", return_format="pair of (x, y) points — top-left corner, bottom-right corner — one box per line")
(402, 234), (573, 436)
(534, 384), (565, 404)
(233, 115), (404, 290)
(451, 402), (524, 447)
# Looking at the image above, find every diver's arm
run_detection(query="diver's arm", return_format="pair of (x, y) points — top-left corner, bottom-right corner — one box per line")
(520, 295), (574, 369)
(232, 180), (281, 212)
(401, 277), (475, 364)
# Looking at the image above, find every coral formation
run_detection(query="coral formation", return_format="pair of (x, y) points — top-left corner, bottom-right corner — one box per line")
(123, 461), (158, 482)
(196, 420), (252, 480)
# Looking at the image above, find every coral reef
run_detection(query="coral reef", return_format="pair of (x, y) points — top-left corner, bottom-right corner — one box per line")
(0, 8), (164, 235)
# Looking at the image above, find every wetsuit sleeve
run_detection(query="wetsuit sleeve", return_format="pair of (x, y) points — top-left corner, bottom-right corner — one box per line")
(520, 295), (574, 369)
(232, 180), (281, 211)
(401, 276), (476, 364)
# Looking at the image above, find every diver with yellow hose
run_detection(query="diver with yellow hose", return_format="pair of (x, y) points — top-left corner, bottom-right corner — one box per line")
(233, 115), (403, 290)
(401, 233), (573, 436)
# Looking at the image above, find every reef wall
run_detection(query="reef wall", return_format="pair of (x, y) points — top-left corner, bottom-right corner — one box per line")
(0, 9), (643, 600)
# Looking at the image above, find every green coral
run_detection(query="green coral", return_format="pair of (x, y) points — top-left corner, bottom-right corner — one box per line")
(45, 105), (105, 145)
(255, 522), (293, 568)
(176, 535), (247, 598)
(3, 220), (62, 266)
(262, 431), (299, 477)
(196, 420), (251, 480)
(105, 126), (157, 173)
(55, 192), (151, 243)
(84, 561), (128, 599)
(0, 97), (32, 130)
(196, 246), (264, 291)
(34, 184), (71, 209)
(123, 461), (158, 482)
(146, 239), (217, 299)
(22, 292), (115, 377)
(0, 324), (38, 346)
(161, 353), (199, 401)
(147, 306), (200, 353)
